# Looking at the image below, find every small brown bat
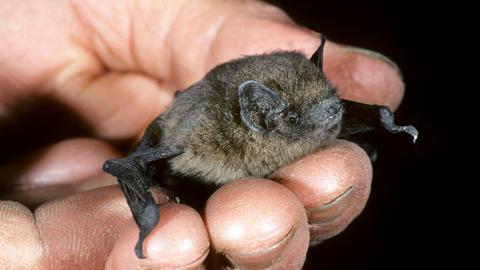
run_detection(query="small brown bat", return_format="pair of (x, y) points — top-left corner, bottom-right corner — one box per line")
(103, 35), (418, 258)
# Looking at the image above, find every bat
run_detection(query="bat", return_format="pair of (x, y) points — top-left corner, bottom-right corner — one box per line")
(103, 35), (418, 258)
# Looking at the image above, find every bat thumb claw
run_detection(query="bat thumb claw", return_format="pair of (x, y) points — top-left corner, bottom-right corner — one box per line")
(103, 159), (120, 174)
(103, 158), (136, 177)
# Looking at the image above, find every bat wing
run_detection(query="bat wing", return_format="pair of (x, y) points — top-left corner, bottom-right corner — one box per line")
(104, 140), (182, 258)
(339, 99), (418, 142)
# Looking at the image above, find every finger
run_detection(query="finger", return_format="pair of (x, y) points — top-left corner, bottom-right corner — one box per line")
(205, 179), (309, 269)
(106, 203), (209, 270)
(0, 138), (119, 206)
(324, 42), (404, 110)
(52, 72), (174, 140)
(1, 186), (177, 270)
(0, 201), (43, 270)
(32, 186), (134, 269)
(272, 140), (372, 244)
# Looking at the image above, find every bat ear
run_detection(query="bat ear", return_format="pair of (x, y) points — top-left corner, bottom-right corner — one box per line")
(310, 33), (327, 71)
(238, 80), (286, 133)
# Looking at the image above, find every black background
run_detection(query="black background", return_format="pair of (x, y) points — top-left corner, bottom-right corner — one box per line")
(264, 0), (451, 269)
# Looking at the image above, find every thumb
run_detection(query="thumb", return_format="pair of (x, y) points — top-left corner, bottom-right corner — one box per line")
(51, 72), (173, 141)
(46, 0), (321, 141)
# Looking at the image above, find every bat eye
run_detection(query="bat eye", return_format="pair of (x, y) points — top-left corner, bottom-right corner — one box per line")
(287, 111), (299, 125)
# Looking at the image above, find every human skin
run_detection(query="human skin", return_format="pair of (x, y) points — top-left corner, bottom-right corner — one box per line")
(0, 0), (404, 269)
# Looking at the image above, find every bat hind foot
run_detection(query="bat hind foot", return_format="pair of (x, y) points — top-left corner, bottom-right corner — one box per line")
(379, 107), (418, 143)
(134, 203), (160, 259)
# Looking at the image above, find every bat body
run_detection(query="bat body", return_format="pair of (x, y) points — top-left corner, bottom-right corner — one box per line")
(103, 36), (417, 258)
(157, 51), (342, 184)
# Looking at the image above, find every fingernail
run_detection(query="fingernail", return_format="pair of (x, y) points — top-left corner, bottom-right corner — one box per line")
(307, 186), (359, 245)
(324, 42), (405, 110)
(223, 227), (294, 269)
(306, 186), (355, 225)
(272, 140), (373, 244)
(342, 45), (401, 73)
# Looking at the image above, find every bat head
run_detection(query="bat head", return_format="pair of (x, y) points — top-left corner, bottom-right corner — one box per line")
(238, 35), (343, 143)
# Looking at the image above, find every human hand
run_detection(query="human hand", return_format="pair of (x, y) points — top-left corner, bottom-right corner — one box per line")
(0, 0), (405, 269)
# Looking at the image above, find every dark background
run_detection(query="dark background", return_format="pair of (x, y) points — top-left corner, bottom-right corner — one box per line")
(264, 0), (450, 269)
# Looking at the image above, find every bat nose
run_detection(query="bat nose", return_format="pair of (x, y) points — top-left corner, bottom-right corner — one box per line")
(327, 101), (342, 116)
(309, 100), (342, 123)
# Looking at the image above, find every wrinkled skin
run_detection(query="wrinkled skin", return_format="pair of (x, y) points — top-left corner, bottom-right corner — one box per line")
(0, 0), (404, 269)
